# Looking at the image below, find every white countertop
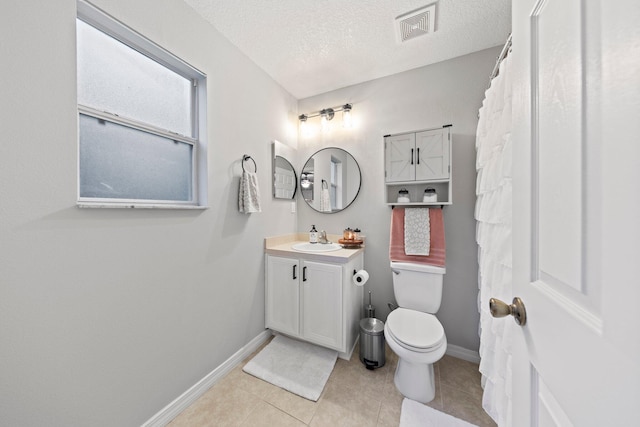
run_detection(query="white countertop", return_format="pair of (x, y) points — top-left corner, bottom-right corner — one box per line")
(265, 233), (365, 263)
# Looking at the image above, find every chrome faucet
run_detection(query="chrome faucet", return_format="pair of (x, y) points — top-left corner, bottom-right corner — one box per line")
(318, 230), (329, 244)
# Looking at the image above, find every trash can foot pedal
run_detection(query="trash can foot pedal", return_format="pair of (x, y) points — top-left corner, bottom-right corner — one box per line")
(364, 359), (379, 370)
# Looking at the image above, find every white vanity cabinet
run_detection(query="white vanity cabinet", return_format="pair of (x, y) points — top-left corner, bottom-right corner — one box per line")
(265, 251), (363, 358)
(384, 126), (452, 205)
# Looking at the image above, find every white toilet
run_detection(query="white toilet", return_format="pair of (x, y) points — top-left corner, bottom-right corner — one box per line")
(384, 261), (447, 403)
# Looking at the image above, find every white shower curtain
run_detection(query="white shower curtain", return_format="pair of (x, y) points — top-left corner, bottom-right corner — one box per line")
(475, 50), (514, 426)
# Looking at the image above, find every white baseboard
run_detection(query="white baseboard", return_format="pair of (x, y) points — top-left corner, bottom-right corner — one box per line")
(142, 330), (273, 427)
(445, 344), (480, 364)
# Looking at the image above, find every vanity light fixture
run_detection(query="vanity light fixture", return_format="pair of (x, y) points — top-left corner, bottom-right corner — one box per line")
(298, 103), (353, 134)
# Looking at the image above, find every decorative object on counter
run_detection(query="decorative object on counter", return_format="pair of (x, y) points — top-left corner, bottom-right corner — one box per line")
(338, 238), (363, 248)
(309, 225), (318, 243)
(343, 227), (354, 240)
(353, 228), (361, 240)
(339, 226), (363, 248)
(239, 154), (262, 213)
(397, 188), (410, 203)
(423, 187), (437, 203)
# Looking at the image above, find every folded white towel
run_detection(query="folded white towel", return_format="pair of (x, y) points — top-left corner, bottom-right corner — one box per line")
(239, 171), (262, 213)
(404, 208), (430, 255)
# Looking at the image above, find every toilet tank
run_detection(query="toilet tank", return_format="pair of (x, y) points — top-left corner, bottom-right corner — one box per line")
(390, 262), (446, 313)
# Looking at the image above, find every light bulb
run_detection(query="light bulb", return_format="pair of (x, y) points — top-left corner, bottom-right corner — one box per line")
(321, 114), (329, 132)
(299, 114), (310, 138)
(343, 108), (353, 129)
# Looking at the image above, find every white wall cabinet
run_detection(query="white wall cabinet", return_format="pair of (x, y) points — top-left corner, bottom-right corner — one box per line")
(384, 126), (452, 205)
(265, 252), (363, 358)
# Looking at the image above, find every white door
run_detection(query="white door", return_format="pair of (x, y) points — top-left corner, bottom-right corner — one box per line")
(385, 133), (415, 182)
(509, 1), (640, 425)
(302, 260), (343, 350)
(265, 255), (299, 337)
(415, 128), (450, 181)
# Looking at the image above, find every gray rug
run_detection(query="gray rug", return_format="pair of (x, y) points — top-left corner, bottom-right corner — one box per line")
(400, 398), (479, 427)
(242, 335), (337, 401)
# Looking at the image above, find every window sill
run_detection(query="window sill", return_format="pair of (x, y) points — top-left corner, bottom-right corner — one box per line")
(77, 202), (208, 210)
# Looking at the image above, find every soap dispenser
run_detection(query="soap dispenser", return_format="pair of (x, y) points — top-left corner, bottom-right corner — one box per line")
(309, 225), (318, 244)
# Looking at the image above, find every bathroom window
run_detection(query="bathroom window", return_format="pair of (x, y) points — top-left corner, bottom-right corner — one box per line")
(76, 1), (207, 208)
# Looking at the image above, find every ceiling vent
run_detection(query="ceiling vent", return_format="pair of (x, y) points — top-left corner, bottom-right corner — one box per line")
(395, 4), (437, 43)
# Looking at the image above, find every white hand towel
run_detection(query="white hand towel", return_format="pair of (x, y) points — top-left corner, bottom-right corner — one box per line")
(404, 208), (430, 255)
(320, 188), (332, 212)
(239, 171), (262, 213)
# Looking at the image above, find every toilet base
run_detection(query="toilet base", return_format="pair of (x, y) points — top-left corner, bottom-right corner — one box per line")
(394, 358), (436, 404)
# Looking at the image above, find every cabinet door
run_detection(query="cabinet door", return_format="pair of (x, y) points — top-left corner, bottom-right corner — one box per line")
(385, 133), (415, 182)
(301, 260), (343, 349)
(265, 255), (299, 337)
(415, 128), (450, 181)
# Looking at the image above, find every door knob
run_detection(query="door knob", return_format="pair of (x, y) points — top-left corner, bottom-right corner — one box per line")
(489, 297), (527, 326)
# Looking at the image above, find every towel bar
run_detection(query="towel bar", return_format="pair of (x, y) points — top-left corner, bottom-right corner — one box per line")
(242, 155), (257, 173)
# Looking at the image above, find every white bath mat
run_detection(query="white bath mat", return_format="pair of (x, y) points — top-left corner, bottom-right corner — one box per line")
(242, 335), (337, 401)
(400, 398), (479, 427)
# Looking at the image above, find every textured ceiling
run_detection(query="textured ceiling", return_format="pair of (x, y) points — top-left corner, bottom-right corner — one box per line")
(183, 0), (511, 99)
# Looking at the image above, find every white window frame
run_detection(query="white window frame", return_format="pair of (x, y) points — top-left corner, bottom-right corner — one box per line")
(76, 0), (208, 209)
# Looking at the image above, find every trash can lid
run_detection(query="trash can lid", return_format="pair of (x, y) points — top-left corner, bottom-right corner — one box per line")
(360, 318), (385, 335)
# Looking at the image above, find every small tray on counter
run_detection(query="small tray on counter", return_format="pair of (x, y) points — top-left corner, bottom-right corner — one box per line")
(338, 239), (363, 249)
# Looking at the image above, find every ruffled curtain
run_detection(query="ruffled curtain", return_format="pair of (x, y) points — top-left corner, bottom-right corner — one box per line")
(475, 51), (514, 426)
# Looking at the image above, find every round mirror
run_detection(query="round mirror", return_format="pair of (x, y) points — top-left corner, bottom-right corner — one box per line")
(300, 147), (361, 213)
(273, 155), (297, 199)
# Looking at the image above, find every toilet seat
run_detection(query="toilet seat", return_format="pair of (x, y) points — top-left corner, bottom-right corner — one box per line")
(386, 308), (445, 352)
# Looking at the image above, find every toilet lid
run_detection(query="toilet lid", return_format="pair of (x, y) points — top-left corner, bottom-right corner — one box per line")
(387, 308), (445, 350)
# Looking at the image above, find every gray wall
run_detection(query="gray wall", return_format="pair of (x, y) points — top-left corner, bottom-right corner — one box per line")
(0, 1), (298, 425)
(297, 46), (501, 354)
(0, 0), (500, 424)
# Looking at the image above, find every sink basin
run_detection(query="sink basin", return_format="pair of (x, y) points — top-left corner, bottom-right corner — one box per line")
(291, 242), (342, 253)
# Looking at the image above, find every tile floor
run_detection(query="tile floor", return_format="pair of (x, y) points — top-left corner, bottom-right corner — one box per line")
(169, 337), (497, 427)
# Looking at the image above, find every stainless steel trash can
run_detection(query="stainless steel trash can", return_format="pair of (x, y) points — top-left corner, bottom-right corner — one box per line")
(359, 318), (385, 370)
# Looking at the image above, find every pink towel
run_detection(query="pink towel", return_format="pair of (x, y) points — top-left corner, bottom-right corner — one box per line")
(390, 207), (446, 267)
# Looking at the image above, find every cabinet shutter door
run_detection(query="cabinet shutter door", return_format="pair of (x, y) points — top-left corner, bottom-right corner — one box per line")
(302, 261), (343, 349)
(265, 256), (299, 336)
(415, 129), (450, 181)
(385, 133), (415, 182)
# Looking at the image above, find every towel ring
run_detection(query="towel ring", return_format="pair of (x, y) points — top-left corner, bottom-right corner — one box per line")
(321, 179), (328, 190)
(242, 155), (257, 173)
